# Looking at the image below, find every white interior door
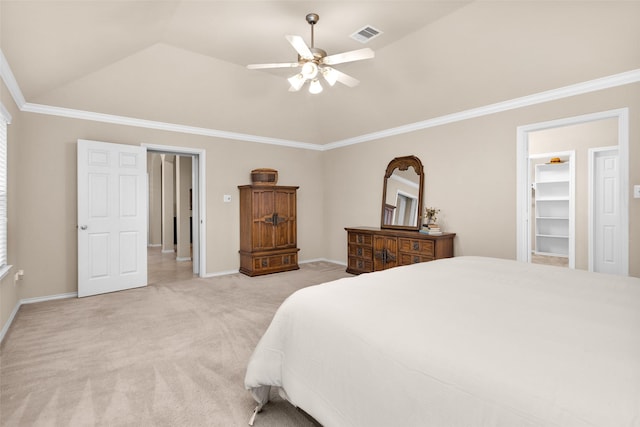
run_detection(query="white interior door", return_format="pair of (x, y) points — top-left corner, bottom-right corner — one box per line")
(78, 139), (148, 297)
(591, 147), (623, 275)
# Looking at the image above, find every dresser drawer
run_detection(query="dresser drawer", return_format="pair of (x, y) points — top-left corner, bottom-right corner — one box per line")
(348, 245), (373, 259)
(348, 232), (373, 246)
(399, 253), (434, 265)
(348, 256), (373, 273)
(398, 238), (434, 256)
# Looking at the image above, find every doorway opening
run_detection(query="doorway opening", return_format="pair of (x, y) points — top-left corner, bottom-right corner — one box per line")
(516, 108), (629, 275)
(144, 144), (206, 281)
(529, 151), (575, 268)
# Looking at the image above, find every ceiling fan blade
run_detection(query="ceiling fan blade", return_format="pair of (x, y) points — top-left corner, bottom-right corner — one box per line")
(322, 48), (375, 66)
(285, 35), (314, 60)
(330, 68), (360, 87)
(247, 62), (300, 70)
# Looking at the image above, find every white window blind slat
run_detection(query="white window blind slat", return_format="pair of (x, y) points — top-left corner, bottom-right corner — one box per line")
(0, 119), (7, 267)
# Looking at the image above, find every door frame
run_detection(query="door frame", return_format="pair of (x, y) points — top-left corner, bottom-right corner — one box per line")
(143, 143), (206, 277)
(516, 108), (629, 275)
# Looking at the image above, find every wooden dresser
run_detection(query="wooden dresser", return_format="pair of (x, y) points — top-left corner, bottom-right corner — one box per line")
(239, 185), (299, 276)
(345, 227), (455, 274)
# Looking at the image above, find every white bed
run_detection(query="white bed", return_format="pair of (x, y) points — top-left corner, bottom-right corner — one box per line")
(245, 256), (640, 427)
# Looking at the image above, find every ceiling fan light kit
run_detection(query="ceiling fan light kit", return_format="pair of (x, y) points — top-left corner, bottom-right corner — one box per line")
(247, 13), (375, 94)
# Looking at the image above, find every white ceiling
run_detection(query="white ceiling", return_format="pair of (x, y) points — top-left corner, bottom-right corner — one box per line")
(1, 1), (637, 145)
(2, 1), (469, 99)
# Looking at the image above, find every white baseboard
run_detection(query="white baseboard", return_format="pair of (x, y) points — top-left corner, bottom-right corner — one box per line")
(202, 269), (239, 278)
(161, 249), (175, 254)
(21, 292), (77, 305)
(0, 292), (77, 344)
(176, 257), (192, 262)
(0, 300), (21, 344)
(147, 244), (162, 247)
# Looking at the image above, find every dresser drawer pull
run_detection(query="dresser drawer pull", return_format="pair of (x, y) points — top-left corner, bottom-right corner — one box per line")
(357, 247), (363, 256)
(413, 256), (420, 264)
(261, 259), (268, 267)
(413, 242), (419, 251)
(357, 235), (363, 244)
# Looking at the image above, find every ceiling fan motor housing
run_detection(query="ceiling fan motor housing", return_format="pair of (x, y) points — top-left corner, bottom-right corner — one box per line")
(298, 47), (327, 63)
(305, 13), (319, 25)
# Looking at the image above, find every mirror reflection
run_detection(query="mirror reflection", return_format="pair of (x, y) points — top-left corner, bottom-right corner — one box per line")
(381, 156), (424, 230)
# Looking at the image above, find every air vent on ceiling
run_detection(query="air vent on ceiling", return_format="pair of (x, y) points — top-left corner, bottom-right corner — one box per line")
(350, 25), (382, 44)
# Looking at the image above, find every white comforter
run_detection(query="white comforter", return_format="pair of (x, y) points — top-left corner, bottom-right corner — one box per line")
(245, 256), (640, 427)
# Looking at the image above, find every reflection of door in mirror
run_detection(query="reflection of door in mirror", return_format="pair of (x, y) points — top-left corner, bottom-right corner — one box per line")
(394, 191), (418, 226)
(381, 156), (424, 231)
(384, 167), (420, 227)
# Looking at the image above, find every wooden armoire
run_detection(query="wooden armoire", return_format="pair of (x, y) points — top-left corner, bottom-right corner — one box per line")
(238, 185), (299, 276)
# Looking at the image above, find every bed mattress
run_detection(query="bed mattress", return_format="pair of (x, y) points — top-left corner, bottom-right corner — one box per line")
(245, 256), (640, 426)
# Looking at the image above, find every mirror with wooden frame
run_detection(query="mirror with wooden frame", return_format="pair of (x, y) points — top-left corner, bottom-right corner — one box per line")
(380, 155), (424, 231)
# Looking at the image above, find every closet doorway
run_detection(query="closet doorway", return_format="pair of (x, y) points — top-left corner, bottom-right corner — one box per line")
(529, 151), (575, 268)
(145, 144), (206, 280)
(516, 108), (629, 276)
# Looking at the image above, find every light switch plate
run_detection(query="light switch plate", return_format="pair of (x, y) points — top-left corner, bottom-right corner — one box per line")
(634, 185), (640, 199)
(223, 194), (232, 203)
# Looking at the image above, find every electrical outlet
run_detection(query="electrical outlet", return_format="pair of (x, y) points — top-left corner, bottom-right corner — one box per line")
(223, 195), (232, 203)
(14, 270), (24, 281)
(634, 185), (640, 199)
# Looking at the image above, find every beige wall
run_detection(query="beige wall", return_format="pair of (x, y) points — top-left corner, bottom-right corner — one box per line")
(147, 152), (162, 246)
(8, 112), (326, 303)
(2, 82), (639, 342)
(1, 0), (639, 337)
(323, 83), (640, 277)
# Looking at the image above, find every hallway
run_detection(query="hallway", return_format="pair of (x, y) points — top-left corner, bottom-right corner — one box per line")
(147, 246), (196, 285)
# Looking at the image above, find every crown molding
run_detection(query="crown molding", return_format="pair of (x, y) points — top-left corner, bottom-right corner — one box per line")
(20, 102), (322, 150)
(1, 46), (638, 151)
(0, 49), (26, 109)
(323, 68), (640, 150)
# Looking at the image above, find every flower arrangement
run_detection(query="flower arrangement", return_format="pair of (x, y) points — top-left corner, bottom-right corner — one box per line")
(423, 207), (440, 224)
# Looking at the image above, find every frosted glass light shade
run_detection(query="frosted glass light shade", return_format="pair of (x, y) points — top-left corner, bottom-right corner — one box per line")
(322, 67), (337, 86)
(309, 79), (323, 94)
(288, 74), (305, 91)
(301, 62), (318, 79)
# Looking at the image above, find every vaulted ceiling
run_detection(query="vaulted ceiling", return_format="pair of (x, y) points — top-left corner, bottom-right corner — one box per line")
(1, 1), (638, 145)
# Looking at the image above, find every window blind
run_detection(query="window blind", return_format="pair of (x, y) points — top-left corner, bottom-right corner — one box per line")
(0, 119), (7, 267)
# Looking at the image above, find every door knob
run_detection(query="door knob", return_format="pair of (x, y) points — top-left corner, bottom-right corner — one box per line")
(80, 225), (88, 230)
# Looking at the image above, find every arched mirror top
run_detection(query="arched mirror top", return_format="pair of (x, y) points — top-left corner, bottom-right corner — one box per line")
(381, 155), (424, 231)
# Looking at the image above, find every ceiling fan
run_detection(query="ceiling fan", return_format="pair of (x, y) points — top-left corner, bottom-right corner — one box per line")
(247, 13), (375, 94)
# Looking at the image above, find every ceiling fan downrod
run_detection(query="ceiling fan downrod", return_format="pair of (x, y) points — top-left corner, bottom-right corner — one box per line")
(306, 13), (319, 48)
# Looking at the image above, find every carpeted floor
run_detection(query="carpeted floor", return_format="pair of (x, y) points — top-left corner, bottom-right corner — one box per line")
(0, 253), (351, 426)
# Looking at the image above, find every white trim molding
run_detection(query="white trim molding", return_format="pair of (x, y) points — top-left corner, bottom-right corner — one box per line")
(0, 292), (77, 344)
(324, 69), (640, 150)
(22, 102), (321, 151)
(0, 49), (26, 109)
(516, 108), (629, 275)
(144, 143), (208, 278)
(0, 102), (12, 124)
(1, 44), (638, 150)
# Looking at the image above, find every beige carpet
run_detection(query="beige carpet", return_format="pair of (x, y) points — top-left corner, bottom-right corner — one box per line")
(0, 260), (351, 426)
